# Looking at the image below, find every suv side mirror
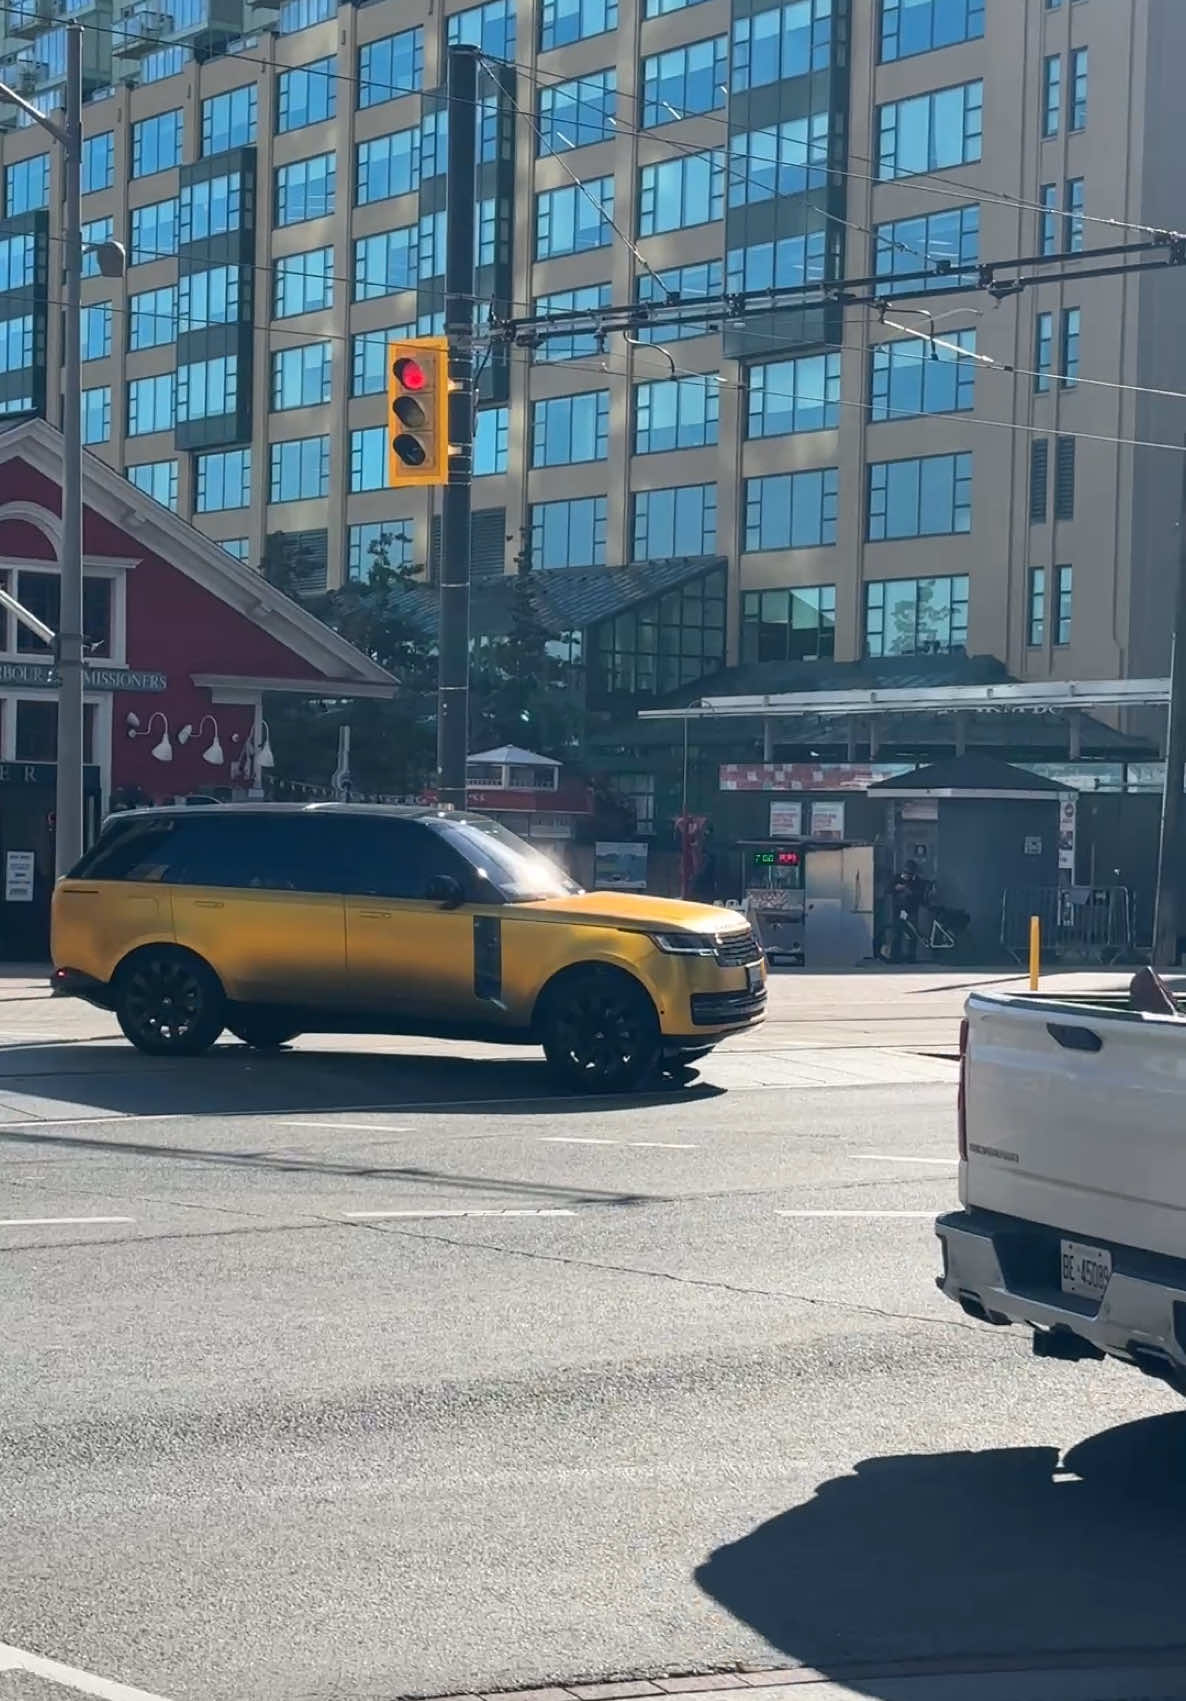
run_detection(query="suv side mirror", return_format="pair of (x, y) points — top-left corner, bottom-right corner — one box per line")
(426, 872), (465, 909)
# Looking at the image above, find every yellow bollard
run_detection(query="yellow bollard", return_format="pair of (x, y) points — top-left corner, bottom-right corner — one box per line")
(1029, 914), (1041, 991)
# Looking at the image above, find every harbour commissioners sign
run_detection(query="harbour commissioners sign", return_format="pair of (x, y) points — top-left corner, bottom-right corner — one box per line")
(0, 663), (167, 692)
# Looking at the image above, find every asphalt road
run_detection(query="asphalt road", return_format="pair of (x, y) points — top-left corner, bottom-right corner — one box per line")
(0, 974), (1181, 1701)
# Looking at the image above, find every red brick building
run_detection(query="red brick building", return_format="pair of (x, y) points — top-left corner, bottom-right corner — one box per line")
(0, 418), (393, 954)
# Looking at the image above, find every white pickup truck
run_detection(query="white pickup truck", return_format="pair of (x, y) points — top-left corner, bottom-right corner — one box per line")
(936, 970), (1186, 1395)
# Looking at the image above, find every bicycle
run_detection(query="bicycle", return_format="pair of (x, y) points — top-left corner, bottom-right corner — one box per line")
(878, 904), (970, 962)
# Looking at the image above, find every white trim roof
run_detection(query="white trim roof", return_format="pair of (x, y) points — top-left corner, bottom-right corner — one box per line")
(0, 418), (395, 694)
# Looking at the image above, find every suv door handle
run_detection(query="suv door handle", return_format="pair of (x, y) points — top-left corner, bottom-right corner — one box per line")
(358, 908), (392, 919)
(194, 898), (224, 909)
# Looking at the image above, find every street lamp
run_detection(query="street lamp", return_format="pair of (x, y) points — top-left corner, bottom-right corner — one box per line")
(0, 26), (124, 877)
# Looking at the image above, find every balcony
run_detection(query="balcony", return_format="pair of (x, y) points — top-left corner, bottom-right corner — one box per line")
(0, 50), (52, 92)
(157, 0), (246, 52)
(113, 5), (173, 55)
(6, 0), (54, 40)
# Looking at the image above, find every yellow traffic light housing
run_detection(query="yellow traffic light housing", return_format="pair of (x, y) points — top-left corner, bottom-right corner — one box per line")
(386, 336), (449, 486)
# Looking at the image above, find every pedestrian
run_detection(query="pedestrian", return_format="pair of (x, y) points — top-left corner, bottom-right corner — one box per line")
(888, 859), (927, 964)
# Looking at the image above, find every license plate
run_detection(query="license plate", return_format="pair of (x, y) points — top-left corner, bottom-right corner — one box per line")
(746, 963), (763, 993)
(1060, 1238), (1112, 1300)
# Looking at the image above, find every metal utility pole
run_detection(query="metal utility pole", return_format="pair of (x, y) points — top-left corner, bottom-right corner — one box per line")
(436, 42), (479, 811)
(1152, 449), (1186, 966)
(57, 24), (85, 877)
(0, 26), (85, 876)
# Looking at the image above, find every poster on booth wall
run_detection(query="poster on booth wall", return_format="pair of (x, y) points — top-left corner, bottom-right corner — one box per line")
(810, 800), (846, 841)
(594, 841), (648, 890)
(768, 801), (803, 839)
(1058, 794), (1078, 873)
(4, 851), (35, 903)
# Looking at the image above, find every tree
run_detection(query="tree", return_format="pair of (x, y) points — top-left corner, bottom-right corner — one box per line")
(265, 532), (438, 797)
(470, 550), (583, 758)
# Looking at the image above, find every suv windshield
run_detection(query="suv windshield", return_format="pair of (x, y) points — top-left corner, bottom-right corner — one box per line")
(431, 815), (581, 902)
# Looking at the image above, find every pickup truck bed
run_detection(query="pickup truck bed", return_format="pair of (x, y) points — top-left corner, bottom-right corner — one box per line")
(936, 983), (1186, 1394)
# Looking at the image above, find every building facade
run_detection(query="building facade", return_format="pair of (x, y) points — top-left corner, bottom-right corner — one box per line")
(1, 0), (1183, 707)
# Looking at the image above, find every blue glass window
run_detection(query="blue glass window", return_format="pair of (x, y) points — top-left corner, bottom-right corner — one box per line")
(82, 132), (114, 194)
(178, 265), (241, 332)
(743, 469), (838, 550)
(531, 496), (608, 568)
(449, 0), (515, 57)
(729, 114), (832, 204)
(354, 226), (417, 299)
(195, 448), (251, 512)
(727, 228), (830, 294)
(748, 352), (840, 437)
(880, 0), (983, 62)
(270, 435), (330, 500)
(868, 451), (972, 540)
(179, 172), (242, 243)
(272, 342), (332, 409)
(81, 385), (111, 444)
(201, 86), (257, 156)
(531, 392), (610, 466)
(873, 203), (978, 290)
(129, 197), (178, 264)
(127, 373), (174, 435)
(130, 113), (180, 178)
(474, 406), (509, 475)
(632, 484), (717, 559)
(733, 0), (832, 89)
(877, 80), (982, 179)
(540, 0), (616, 49)
(275, 153), (335, 224)
(635, 376), (719, 453)
(80, 303), (111, 361)
(533, 285), (612, 360)
(865, 575), (968, 656)
(350, 323), (413, 395)
(870, 330), (976, 421)
(176, 355), (238, 423)
(356, 129), (418, 204)
(358, 29), (424, 107)
(126, 460), (178, 511)
(349, 425), (388, 492)
(638, 151), (724, 235)
(642, 37), (726, 127)
(277, 57), (336, 132)
(538, 71), (616, 154)
(274, 247), (334, 316)
(536, 177), (614, 256)
(636, 260), (722, 342)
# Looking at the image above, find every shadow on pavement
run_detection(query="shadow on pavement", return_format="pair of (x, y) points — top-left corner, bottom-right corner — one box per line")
(695, 1413), (1186, 1692)
(0, 1041), (723, 1121)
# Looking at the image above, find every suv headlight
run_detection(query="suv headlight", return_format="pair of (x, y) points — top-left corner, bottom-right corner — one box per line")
(650, 931), (716, 956)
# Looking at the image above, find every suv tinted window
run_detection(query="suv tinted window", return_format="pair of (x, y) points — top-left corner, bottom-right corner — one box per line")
(324, 816), (478, 900)
(162, 814), (306, 888)
(77, 818), (176, 881)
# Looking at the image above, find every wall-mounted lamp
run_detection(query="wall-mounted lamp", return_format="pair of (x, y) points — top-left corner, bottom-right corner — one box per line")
(127, 710), (172, 762)
(256, 721), (275, 771)
(197, 715), (224, 767)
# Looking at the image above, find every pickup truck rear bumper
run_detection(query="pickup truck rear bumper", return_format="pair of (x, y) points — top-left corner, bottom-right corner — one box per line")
(937, 1208), (1186, 1393)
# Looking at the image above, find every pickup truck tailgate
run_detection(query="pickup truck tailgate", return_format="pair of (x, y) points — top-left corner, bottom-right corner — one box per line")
(964, 992), (1186, 1260)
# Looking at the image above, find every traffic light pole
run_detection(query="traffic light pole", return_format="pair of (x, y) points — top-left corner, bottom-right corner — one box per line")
(437, 42), (480, 811)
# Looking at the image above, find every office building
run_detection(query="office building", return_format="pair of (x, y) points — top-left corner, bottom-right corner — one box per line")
(1, 0), (1183, 720)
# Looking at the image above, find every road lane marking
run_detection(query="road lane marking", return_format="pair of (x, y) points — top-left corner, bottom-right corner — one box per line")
(0, 1640), (174, 1700)
(775, 1209), (937, 1219)
(540, 1136), (617, 1146)
(0, 1215), (135, 1227)
(342, 1207), (578, 1219)
(855, 1154), (957, 1165)
(275, 1120), (413, 1134)
(540, 1137), (699, 1150)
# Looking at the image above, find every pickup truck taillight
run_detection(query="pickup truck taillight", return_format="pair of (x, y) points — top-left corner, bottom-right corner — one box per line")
(957, 1016), (969, 1160)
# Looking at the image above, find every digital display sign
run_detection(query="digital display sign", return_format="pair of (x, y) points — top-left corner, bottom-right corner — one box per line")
(752, 849), (800, 867)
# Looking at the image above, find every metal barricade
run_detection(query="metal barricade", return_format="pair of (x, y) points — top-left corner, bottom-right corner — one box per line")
(1000, 885), (1133, 964)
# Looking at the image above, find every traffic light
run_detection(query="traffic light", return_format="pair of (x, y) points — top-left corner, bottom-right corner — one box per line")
(387, 336), (449, 487)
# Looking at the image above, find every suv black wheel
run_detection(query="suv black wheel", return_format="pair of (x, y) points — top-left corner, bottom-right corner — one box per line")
(228, 1013), (302, 1050)
(115, 949), (225, 1057)
(540, 968), (661, 1094)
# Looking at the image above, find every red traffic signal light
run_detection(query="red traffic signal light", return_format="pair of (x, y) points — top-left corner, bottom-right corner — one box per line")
(387, 338), (449, 487)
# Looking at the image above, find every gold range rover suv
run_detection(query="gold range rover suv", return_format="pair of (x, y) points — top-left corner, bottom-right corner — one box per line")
(51, 804), (766, 1092)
